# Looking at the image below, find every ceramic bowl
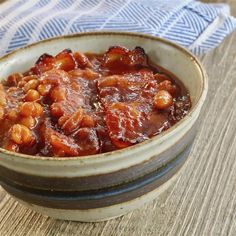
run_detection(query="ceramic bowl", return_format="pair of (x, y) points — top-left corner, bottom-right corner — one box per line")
(0, 32), (208, 222)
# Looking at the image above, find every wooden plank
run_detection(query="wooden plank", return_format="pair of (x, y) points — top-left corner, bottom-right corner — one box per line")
(0, 1), (236, 235)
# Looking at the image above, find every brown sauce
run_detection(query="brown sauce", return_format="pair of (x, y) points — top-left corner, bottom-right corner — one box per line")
(0, 46), (191, 157)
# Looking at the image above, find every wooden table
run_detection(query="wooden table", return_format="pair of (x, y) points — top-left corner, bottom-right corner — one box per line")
(0, 1), (236, 235)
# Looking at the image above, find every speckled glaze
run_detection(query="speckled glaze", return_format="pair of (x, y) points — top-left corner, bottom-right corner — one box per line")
(0, 32), (208, 222)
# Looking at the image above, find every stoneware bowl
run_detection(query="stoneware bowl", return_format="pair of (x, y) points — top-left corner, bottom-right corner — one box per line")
(0, 32), (208, 222)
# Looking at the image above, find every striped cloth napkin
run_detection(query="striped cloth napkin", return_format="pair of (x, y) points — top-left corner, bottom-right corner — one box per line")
(0, 0), (236, 56)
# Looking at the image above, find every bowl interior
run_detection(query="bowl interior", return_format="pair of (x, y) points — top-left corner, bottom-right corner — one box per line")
(0, 32), (203, 107)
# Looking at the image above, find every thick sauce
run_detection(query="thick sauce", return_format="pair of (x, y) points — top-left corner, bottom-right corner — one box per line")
(0, 46), (191, 157)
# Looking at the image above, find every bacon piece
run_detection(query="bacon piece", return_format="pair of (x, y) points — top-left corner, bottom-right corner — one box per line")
(31, 53), (54, 75)
(74, 128), (100, 155)
(39, 69), (71, 86)
(41, 125), (79, 157)
(54, 49), (77, 71)
(102, 46), (148, 68)
(31, 49), (77, 75)
(105, 102), (147, 148)
(69, 68), (100, 80)
(60, 108), (84, 134)
(73, 51), (93, 68)
(49, 132), (79, 156)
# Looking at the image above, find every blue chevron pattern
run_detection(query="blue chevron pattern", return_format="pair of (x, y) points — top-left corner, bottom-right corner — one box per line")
(0, 0), (235, 55)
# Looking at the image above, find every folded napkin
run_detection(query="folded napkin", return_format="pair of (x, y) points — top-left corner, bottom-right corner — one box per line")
(0, 0), (235, 56)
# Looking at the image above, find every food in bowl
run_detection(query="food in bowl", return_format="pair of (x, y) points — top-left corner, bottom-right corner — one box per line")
(0, 46), (191, 157)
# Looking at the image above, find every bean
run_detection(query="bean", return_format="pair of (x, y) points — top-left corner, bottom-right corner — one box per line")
(25, 89), (40, 101)
(158, 80), (177, 95)
(50, 102), (64, 117)
(50, 86), (66, 102)
(0, 106), (4, 120)
(37, 84), (51, 96)
(22, 75), (38, 82)
(20, 102), (43, 117)
(23, 79), (39, 92)
(7, 109), (18, 121)
(6, 73), (23, 86)
(10, 124), (35, 145)
(20, 116), (36, 129)
(18, 80), (27, 88)
(154, 90), (173, 110)
(0, 84), (6, 106)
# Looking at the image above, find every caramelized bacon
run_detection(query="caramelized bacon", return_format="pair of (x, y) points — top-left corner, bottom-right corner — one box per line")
(102, 46), (148, 68)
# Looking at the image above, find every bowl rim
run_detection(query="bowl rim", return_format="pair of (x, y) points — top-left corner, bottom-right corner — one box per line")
(0, 31), (208, 161)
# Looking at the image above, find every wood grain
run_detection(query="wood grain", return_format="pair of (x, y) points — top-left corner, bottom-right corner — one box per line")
(202, 0), (236, 15)
(0, 0), (236, 235)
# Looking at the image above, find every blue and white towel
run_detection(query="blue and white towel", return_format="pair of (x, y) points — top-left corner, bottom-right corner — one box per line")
(0, 0), (236, 55)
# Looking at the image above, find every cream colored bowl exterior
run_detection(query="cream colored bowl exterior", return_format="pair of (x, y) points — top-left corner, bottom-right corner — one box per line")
(13, 169), (179, 222)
